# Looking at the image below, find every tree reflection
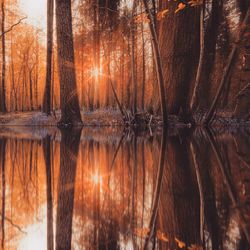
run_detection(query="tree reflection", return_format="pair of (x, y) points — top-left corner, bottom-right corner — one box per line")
(55, 128), (82, 250)
(0, 137), (6, 249)
(42, 135), (53, 250)
(0, 128), (249, 249)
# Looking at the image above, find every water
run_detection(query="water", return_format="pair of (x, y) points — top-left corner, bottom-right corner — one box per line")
(0, 127), (249, 250)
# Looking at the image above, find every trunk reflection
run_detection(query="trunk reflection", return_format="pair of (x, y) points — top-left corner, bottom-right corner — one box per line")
(0, 128), (249, 249)
(55, 128), (81, 250)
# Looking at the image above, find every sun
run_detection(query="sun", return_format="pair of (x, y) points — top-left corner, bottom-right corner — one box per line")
(19, 0), (47, 30)
(90, 66), (103, 80)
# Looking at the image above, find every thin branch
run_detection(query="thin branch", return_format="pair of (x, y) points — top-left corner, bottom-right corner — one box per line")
(0, 16), (27, 38)
(0, 213), (26, 234)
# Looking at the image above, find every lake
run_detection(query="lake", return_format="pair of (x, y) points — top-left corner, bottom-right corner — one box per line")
(0, 127), (249, 250)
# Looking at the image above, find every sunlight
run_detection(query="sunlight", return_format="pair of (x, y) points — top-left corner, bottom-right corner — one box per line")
(90, 66), (103, 79)
(19, 222), (47, 250)
(18, 0), (47, 30)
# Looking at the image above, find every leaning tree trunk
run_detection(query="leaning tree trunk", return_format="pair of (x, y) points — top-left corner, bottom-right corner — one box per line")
(142, 0), (168, 128)
(42, 0), (54, 115)
(55, 0), (82, 126)
(1, 0), (7, 113)
(204, 7), (250, 124)
(190, 0), (222, 114)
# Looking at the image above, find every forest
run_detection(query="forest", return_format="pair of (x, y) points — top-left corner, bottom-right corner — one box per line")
(0, 1), (250, 250)
(0, 0), (249, 128)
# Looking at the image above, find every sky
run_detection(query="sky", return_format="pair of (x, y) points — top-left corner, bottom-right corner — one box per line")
(18, 0), (47, 30)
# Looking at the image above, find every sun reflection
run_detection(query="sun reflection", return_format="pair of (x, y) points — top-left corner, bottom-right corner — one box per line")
(91, 172), (103, 186)
(18, 205), (47, 250)
(19, 220), (47, 250)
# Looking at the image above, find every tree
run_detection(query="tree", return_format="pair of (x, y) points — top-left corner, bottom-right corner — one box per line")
(190, 0), (222, 115)
(158, 0), (200, 120)
(1, 0), (7, 113)
(142, 0), (168, 127)
(55, 0), (82, 126)
(42, 0), (54, 115)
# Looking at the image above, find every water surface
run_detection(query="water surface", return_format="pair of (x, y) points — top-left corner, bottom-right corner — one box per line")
(0, 127), (250, 250)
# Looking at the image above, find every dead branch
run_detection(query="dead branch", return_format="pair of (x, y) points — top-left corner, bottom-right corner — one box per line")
(0, 16), (27, 38)
(0, 213), (26, 234)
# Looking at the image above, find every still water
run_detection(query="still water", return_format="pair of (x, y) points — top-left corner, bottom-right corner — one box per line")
(0, 127), (249, 250)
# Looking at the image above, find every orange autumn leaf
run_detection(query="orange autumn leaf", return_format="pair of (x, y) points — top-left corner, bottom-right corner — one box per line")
(175, 3), (186, 13)
(175, 237), (186, 248)
(134, 228), (150, 238)
(134, 13), (150, 24)
(157, 9), (169, 20)
(156, 230), (169, 242)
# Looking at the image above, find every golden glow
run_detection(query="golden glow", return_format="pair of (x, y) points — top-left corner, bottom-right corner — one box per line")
(19, 206), (47, 250)
(19, 0), (47, 30)
(90, 66), (103, 79)
(92, 172), (103, 186)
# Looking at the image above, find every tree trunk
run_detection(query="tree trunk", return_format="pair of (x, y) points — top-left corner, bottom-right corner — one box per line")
(140, 7), (146, 111)
(204, 7), (250, 124)
(1, 0), (7, 113)
(142, 0), (168, 127)
(131, 1), (137, 115)
(191, 0), (222, 114)
(55, 0), (82, 126)
(159, 1), (200, 120)
(43, 0), (54, 115)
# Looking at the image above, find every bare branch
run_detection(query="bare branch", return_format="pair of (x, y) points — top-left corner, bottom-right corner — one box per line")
(0, 16), (27, 38)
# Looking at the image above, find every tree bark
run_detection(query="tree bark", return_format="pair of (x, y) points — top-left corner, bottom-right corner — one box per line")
(204, 7), (250, 124)
(159, 1), (200, 120)
(142, 0), (168, 128)
(43, 0), (54, 115)
(131, 1), (137, 115)
(192, 0), (222, 112)
(1, 0), (7, 113)
(55, 0), (82, 126)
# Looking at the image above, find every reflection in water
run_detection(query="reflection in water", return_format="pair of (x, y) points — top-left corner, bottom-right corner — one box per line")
(0, 128), (250, 249)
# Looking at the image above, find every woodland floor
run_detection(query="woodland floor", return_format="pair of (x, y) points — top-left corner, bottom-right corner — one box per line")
(0, 109), (249, 130)
(0, 109), (124, 126)
(0, 109), (249, 141)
